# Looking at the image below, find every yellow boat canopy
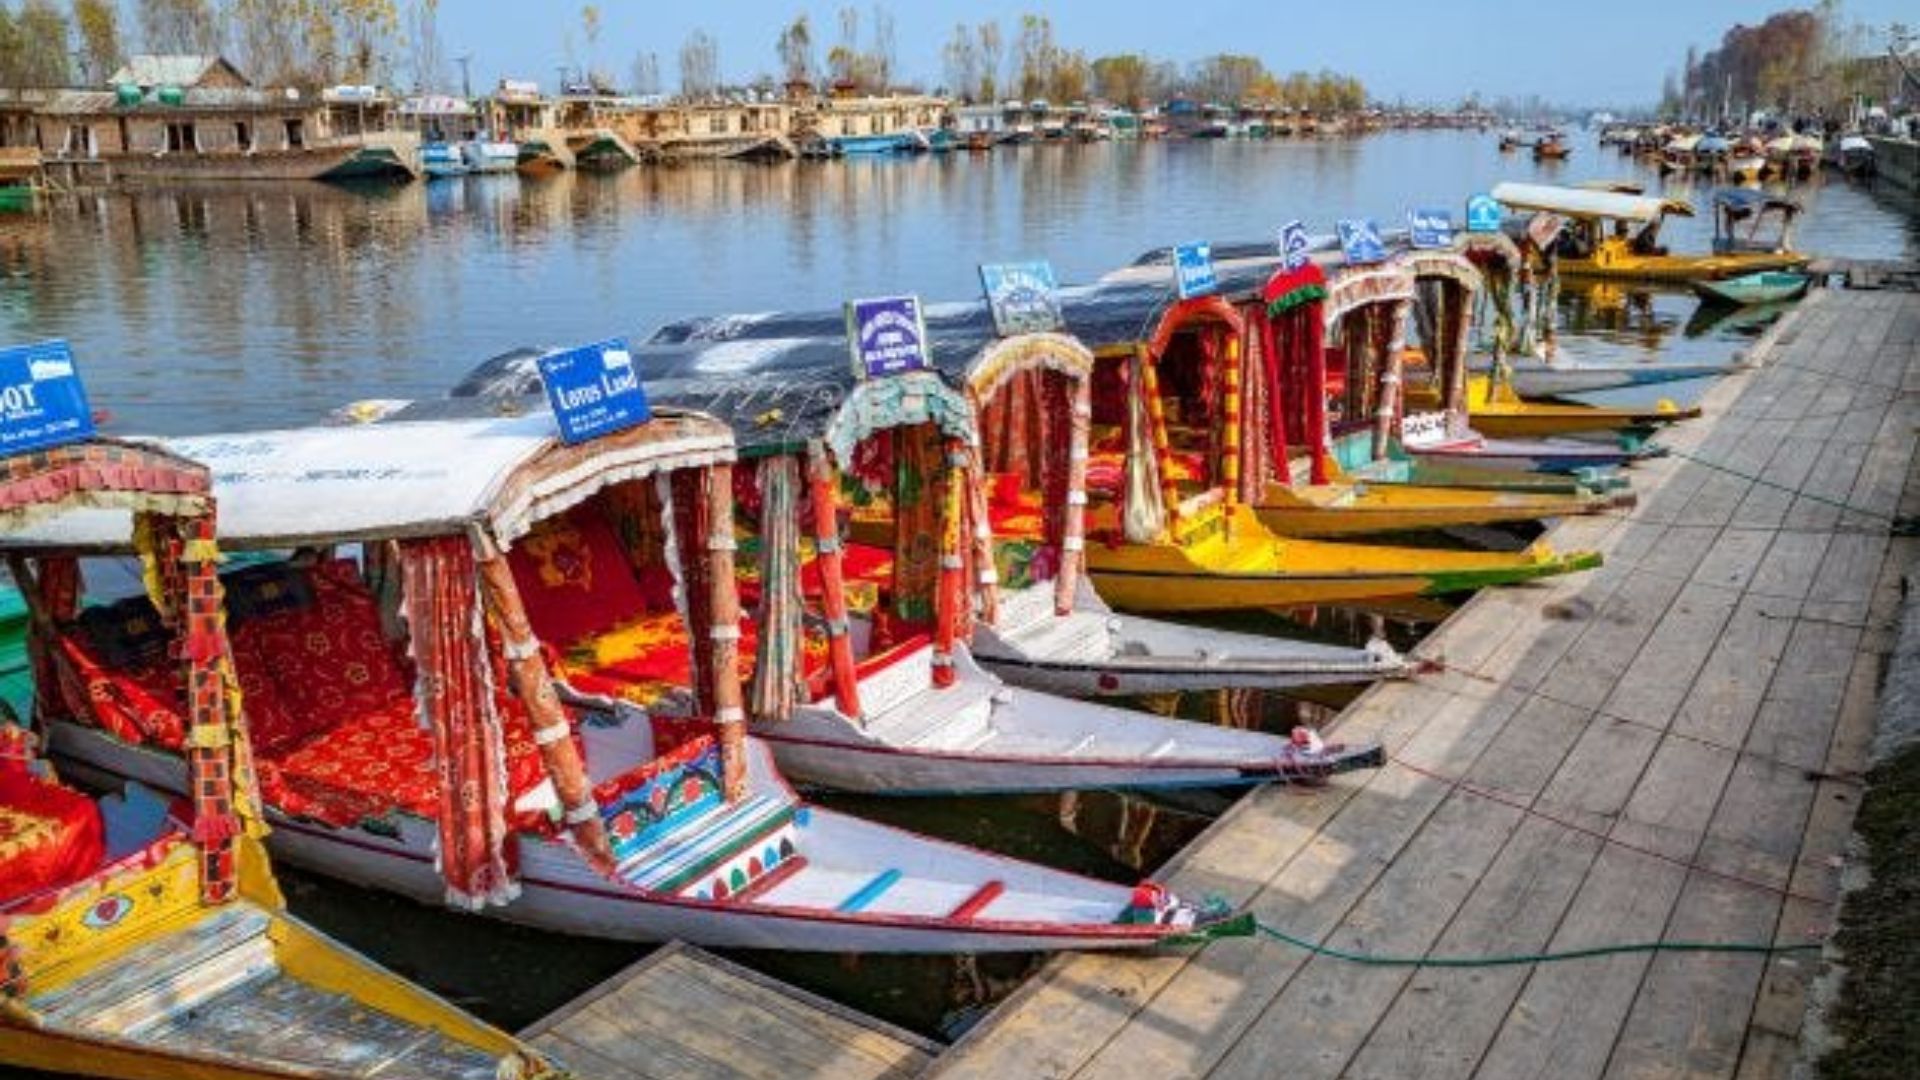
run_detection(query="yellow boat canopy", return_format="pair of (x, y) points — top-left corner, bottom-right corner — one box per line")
(1492, 181), (1694, 223)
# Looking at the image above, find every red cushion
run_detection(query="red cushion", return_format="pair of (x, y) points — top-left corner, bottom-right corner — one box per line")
(509, 508), (652, 647)
(0, 766), (105, 905)
(54, 635), (187, 750)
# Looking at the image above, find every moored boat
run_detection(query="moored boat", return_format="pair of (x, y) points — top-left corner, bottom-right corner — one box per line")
(460, 134), (519, 173)
(0, 404), (557, 1078)
(1493, 181), (1809, 281)
(1691, 269), (1812, 307)
(10, 410), (1236, 951)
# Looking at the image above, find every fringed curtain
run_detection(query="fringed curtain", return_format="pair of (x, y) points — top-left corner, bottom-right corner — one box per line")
(1260, 262), (1331, 485)
(398, 535), (519, 911)
(668, 469), (717, 712)
(890, 423), (946, 626)
(748, 456), (805, 721)
(806, 444), (862, 717)
(12, 554), (79, 729)
(1122, 350), (1167, 542)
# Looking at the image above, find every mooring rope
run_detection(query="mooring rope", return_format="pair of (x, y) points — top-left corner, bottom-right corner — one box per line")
(1250, 920), (1819, 967)
(1663, 447), (1918, 535)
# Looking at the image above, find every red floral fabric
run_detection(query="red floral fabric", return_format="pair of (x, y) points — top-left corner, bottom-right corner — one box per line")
(50, 634), (187, 750)
(0, 764), (104, 907)
(509, 508), (656, 648)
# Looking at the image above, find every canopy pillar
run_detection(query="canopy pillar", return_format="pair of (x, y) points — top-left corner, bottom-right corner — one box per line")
(1136, 345), (1183, 525)
(1220, 330), (1243, 502)
(476, 548), (615, 875)
(932, 438), (968, 690)
(702, 462), (748, 803)
(1054, 373), (1090, 616)
(805, 444), (862, 718)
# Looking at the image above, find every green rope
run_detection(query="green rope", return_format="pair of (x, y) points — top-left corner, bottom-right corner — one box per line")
(1665, 447), (1919, 535)
(1254, 920), (1819, 967)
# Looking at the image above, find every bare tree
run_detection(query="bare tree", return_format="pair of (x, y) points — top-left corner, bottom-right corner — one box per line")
(777, 14), (813, 85)
(72, 0), (124, 84)
(138, 0), (221, 56)
(679, 28), (719, 99)
(630, 50), (660, 95)
(409, 0), (446, 92)
(827, 5), (858, 86)
(581, 5), (602, 85)
(1014, 13), (1052, 100)
(868, 4), (894, 92)
(941, 23), (977, 101)
(976, 20), (1003, 102)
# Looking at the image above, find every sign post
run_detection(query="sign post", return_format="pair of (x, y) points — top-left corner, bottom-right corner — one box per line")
(1407, 208), (1453, 249)
(1172, 242), (1217, 299)
(1278, 220), (1310, 270)
(1335, 219), (1387, 265)
(979, 261), (1064, 336)
(1465, 193), (1502, 233)
(0, 340), (96, 456)
(537, 338), (652, 445)
(845, 295), (931, 379)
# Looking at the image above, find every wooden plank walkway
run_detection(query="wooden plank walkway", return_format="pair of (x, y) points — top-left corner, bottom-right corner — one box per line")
(932, 285), (1920, 1080)
(522, 942), (939, 1079)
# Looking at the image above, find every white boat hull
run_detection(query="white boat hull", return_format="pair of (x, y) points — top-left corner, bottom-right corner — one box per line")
(45, 721), (1211, 953)
(1468, 360), (1734, 398)
(969, 580), (1407, 696)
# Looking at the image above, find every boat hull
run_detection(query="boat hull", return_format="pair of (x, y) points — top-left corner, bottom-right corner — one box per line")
(1468, 360), (1735, 398)
(1406, 435), (1663, 474)
(1691, 272), (1811, 307)
(1557, 250), (1810, 283)
(1083, 505), (1599, 613)
(1252, 481), (1622, 538)
(46, 722), (1203, 953)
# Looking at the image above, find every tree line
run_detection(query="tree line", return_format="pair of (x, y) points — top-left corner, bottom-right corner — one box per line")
(1657, 1), (1910, 122)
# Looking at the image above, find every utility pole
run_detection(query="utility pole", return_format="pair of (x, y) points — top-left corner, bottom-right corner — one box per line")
(457, 55), (473, 100)
(556, 65), (569, 96)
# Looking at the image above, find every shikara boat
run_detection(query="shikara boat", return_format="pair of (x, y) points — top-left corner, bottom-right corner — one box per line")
(8, 416), (1233, 951)
(1454, 374), (1699, 438)
(1492, 181), (1809, 281)
(647, 278), (1601, 610)
(0, 435), (556, 1080)
(422, 343), (1392, 791)
(1692, 270), (1811, 307)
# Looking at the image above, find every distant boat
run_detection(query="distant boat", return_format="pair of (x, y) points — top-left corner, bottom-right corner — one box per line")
(460, 135), (518, 173)
(419, 141), (468, 179)
(1692, 270), (1812, 307)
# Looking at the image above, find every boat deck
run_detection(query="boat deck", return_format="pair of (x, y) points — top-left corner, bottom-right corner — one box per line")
(930, 284), (1920, 1079)
(522, 941), (939, 1079)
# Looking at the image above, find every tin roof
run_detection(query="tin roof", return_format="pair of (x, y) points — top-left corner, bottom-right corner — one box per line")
(108, 55), (249, 90)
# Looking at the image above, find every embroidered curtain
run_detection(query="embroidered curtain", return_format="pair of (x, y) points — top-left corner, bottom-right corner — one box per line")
(1261, 262), (1331, 485)
(890, 424), (946, 625)
(398, 535), (519, 911)
(748, 457), (805, 721)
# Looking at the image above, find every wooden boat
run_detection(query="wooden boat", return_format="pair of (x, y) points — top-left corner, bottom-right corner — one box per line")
(418, 141), (469, 179)
(1492, 181), (1809, 281)
(460, 135), (519, 173)
(10, 416), (1237, 951)
(0, 434), (555, 1079)
(515, 137), (572, 173)
(643, 278), (1603, 608)
(421, 344), (1393, 790)
(1456, 374), (1699, 438)
(1692, 270), (1812, 307)
(1464, 353), (1734, 397)
(1531, 132), (1569, 160)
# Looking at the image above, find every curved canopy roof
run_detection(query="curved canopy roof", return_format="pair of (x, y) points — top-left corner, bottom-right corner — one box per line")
(0, 438), (212, 535)
(2, 410), (733, 552)
(1492, 181), (1694, 223)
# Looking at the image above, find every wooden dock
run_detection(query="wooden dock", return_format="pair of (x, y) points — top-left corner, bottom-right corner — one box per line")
(521, 942), (939, 1079)
(931, 284), (1920, 1079)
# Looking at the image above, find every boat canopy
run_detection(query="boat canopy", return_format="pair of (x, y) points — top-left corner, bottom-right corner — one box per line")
(1712, 188), (1801, 220)
(0, 437), (211, 534)
(1, 411), (735, 552)
(1492, 181), (1694, 222)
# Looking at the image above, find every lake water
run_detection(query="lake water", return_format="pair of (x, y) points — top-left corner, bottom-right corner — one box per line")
(7, 129), (1916, 1040)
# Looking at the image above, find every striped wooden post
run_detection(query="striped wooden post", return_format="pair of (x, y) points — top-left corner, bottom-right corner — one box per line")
(703, 462), (748, 803)
(477, 551), (615, 872)
(1220, 330), (1243, 503)
(1371, 302), (1411, 462)
(181, 516), (239, 904)
(1136, 346), (1183, 522)
(1054, 373), (1091, 616)
(932, 438), (968, 689)
(806, 444), (862, 718)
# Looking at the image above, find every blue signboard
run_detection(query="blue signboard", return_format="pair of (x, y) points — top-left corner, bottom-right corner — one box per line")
(1277, 221), (1311, 270)
(979, 261), (1064, 336)
(1408, 208), (1453, 249)
(846, 295), (931, 379)
(1172, 242), (1217, 299)
(1465, 193), (1502, 233)
(537, 338), (651, 445)
(0, 339), (95, 456)
(1336, 219), (1388, 265)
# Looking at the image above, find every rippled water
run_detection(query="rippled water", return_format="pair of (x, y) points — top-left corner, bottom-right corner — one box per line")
(7, 130), (1915, 1039)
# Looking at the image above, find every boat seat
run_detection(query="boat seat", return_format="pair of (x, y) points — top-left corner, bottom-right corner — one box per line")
(0, 752), (106, 906)
(947, 880), (1006, 921)
(837, 868), (903, 913)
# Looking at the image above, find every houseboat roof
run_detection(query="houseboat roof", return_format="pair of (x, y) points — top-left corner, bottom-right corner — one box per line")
(0, 411), (734, 552)
(1491, 182), (1694, 222)
(20, 87), (312, 116)
(108, 55), (247, 90)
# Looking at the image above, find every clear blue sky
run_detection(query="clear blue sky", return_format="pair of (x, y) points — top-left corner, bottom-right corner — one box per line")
(432, 1), (1913, 107)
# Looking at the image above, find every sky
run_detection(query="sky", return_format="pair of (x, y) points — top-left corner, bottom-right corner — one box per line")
(427, 0), (1914, 108)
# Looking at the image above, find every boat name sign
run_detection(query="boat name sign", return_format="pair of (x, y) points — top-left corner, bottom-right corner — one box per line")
(1173, 242), (1217, 299)
(846, 295), (931, 379)
(0, 339), (95, 455)
(1465, 193), (1502, 233)
(1278, 220), (1311, 270)
(538, 338), (652, 446)
(980, 261), (1064, 336)
(1336, 219), (1388, 265)
(1408, 208), (1453, 249)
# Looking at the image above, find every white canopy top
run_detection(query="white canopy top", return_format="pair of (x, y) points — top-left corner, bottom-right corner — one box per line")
(2, 411), (734, 552)
(1491, 181), (1691, 223)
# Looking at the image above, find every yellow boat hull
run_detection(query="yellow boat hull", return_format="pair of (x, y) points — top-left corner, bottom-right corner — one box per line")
(1558, 249), (1809, 283)
(1085, 504), (1600, 613)
(1253, 481), (1625, 538)
(1464, 376), (1700, 438)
